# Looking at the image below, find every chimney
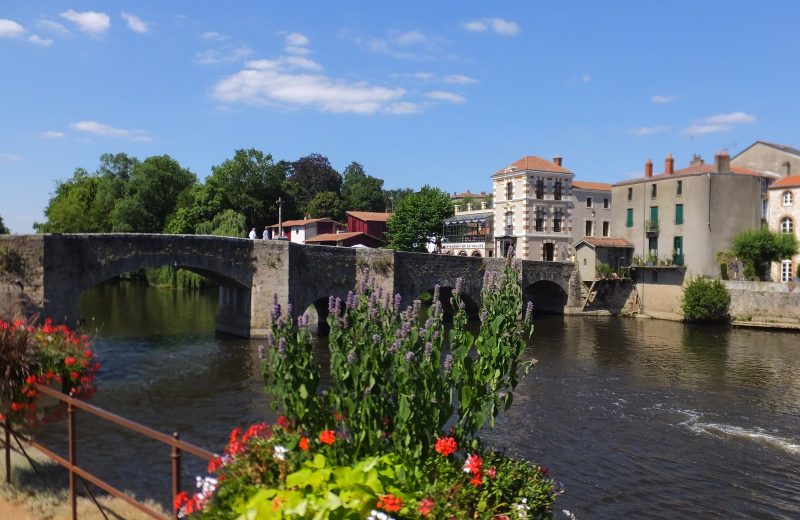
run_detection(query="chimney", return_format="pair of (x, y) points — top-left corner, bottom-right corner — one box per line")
(553, 157), (563, 167)
(690, 154), (704, 166)
(665, 154), (674, 175)
(783, 161), (791, 176)
(715, 151), (730, 173)
(645, 159), (653, 178)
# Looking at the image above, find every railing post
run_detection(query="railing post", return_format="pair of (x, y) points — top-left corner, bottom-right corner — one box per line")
(171, 432), (181, 520)
(4, 414), (11, 484)
(68, 402), (77, 520)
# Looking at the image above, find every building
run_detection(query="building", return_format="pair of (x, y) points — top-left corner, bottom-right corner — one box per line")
(572, 181), (613, 242)
(767, 176), (800, 282)
(346, 211), (390, 242)
(305, 231), (385, 248)
(574, 237), (634, 282)
(450, 191), (492, 213)
(492, 156), (575, 260)
(266, 217), (346, 244)
(732, 141), (800, 178)
(441, 207), (493, 257)
(612, 152), (766, 277)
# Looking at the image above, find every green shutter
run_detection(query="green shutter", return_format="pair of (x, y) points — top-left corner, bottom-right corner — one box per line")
(626, 208), (633, 227)
(675, 204), (684, 225)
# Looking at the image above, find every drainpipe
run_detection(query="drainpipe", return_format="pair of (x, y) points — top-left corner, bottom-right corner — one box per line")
(707, 173), (712, 231)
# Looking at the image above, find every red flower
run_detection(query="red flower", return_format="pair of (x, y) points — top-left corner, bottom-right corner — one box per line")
(319, 430), (336, 445)
(277, 415), (290, 428)
(377, 493), (403, 512)
(488, 466), (497, 479)
(299, 437), (310, 451)
(173, 491), (189, 512)
(464, 454), (483, 476)
(64, 356), (77, 366)
(208, 456), (223, 473)
(418, 498), (435, 516)
(470, 475), (483, 487)
(434, 436), (458, 456)
(25, 375), (37, 385)
(10, 402), (23, 412)
(70, 371), (80, 380)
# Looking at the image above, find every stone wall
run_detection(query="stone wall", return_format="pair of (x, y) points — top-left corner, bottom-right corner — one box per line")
(0, 235), (44, 320)
(724, 280), (800, 325)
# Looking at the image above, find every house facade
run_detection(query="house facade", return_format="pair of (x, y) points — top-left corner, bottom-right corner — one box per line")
(571, 181), (613, 242)
(266, 218), (346, 244)
(768, 176), (800, 282)
(491, 156), (575, 260)
(612, 152), (765, 277)
(732, 141), (800, 178)
(346, 211), (390, 242)
(575, 237), (634, 282)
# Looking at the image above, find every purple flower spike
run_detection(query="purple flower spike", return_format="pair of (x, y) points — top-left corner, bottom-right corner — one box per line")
(394, 293), (402, 310)
(257, 344), (266, 360)
(347, 350), (356, 364)
(424, 342), (433, 356)
(433, 301), (443, 319)
(265, 329), (275, 346)
(433, 284), (440, 303)
(454, 277), (463, 296)
(278, 337), (287, 355)
(328, 295), (336, 314)
(525, 301), (534, 322)
(346, 291), (356, 309)
(443, 354), (454, 372)
(372, 334), (381, 345)
(405, 351), (415, 362)
(390, 339), (401, 353)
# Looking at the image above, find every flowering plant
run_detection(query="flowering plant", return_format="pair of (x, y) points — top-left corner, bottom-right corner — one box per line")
(0, 317), (99, 426)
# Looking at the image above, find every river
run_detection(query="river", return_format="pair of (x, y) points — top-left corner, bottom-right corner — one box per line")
(35, 281), (800, 518)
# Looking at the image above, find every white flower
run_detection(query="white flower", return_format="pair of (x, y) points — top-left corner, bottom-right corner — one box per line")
(366, 510), (394, 520)
(273, 445), (288, 461)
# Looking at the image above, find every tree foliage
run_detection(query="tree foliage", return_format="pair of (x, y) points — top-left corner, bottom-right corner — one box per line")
(383, 188), (414, 213)
(681, 277), (731, 322)
(0, 215), (9, 234)
(386, 185), (453, 252)
(304, 191), (345, 222)
(340, 162), (385, 212)
(196, 209), (247, 238)
(290, 154), (342, 214)
(731, 228), (799, 280)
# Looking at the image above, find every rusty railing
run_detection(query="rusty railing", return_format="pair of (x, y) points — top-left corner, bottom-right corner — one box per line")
(2, 383), (216, 520)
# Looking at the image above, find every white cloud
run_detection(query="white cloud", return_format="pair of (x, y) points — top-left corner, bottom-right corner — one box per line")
(384, 102), (422, 115)
(443, 74), (478, 85)
(651, 94), (677, 104)
(628, 125), (670, 136)
(426, 90), (466, 103)
(37, 20), (70, 35)
(0, 19), (25, 38)
(394, 31), (426, 45)
(121, 13), (148, 33)
(0, 153), (22, 162)
(682, 111), (757, 136)
(39, 130), (66, 139)
(70, 121), (151, 141)
(201, 31), (228, 41)
(60, 10), (110, 35)
(283, 56), (322, 70)
(28, 34), (53, 46)
(462, 18), (520, 36)
(195, 46), (252, 65)
(285, 32), (310, 47)
(580, 74), (592, 83)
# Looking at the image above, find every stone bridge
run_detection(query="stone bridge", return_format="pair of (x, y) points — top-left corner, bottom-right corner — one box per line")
(0, 234), (581, 337)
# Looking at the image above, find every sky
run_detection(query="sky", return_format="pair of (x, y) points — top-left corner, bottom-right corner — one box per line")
(1, 1), (799, 233)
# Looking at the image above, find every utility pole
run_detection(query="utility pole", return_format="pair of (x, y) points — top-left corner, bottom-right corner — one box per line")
(277, 197), (283, 238)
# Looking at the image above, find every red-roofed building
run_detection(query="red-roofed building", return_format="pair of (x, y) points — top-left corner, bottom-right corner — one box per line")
(305, 231), (385, 248)
(572, 180), (613, 244)
(265, 217), (346, 243)
(346, 211), (390, 242)
(575, 237), (634, 282)
(768, 175), (800, 281)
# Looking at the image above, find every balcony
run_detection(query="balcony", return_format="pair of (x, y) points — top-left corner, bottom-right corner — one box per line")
(645, 220), (659, 235)
(442, 234), (488, 244)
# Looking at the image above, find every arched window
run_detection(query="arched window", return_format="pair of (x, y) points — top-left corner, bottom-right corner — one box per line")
(458, 251), (467, 256)
(783, 191), (793, 206)
(506, 181), (513, 200)
(471, 251), (482, 257)
(780, 217), (794, 234)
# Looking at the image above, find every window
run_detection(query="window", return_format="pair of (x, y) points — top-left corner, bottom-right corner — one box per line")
(535, 179), (544, 199)
(553, 209), (563, 232)
(651, 184), (657, 199)
(648, 237), (658, 259)
(603, 198), (609, 209)
(585, 221), (593, 236)
(506, 181), (513, 201)
(627, 187), (633, 201)
(781, 217), (794, 234)
(586, 196), (593, 208)
(675, 204), (684, 225)
(781, 260), (792, 283)
(602, 221), (610, 236)
(534, 208), (544, 232)
(554, 180), (562, 200)
(677, 180), (683, 196)
(784, 191), (793, 206)
(505, 211), (513, 236)
(673, 236), (684, 266)
(626, 208), (633, 227)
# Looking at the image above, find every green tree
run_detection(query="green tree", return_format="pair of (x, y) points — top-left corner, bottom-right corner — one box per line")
(196, 209), (247, 238)
(386, 185), (453, 252)
(731, 228), (799, 280)
(289, 154), (342, 214)
(383, 188), (414, 213)
(34, 168), (106, 233)
(340, 162), (385, 212)
(681, 277), (731, 322)
(304, 191), (345, 222)
(205, 149), (293, 230)
(0, 215), (9, 234)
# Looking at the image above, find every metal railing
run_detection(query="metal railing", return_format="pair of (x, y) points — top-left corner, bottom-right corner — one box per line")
(645, 220), (659, 233)
(2, 383), (216, 520)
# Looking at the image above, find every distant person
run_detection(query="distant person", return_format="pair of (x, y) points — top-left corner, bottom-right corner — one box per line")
(263, 226), (270, 239)
(249, 228), (258, 240)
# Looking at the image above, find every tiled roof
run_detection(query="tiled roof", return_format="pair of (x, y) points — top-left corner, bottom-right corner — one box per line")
(305, 232), (381, 243)
(493, 156), (572, 176)
(267, 217), (340, 228)
(346, 211), (391, 222)
(576, 237), (634, 248)
(572, 181), (612, 191)
(770, 175), (800, 189)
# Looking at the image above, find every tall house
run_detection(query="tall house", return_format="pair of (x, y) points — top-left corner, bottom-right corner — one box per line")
(767, 176), (800, 282)
(492, 156), (574, 260)
(572, 182), (613, 242)
(442, 192), (493, 257)
(612, 152), (766, 277)
(732, 141), (800, 177)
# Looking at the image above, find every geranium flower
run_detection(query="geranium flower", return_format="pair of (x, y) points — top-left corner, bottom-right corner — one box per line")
(299, 437), (309, 451)
(418, 498), (434, 516)
(434, 436), (457, 456)
(376, 493), (403, 512)
(463, 454), (483, 475)
(319, 430), (336, 445)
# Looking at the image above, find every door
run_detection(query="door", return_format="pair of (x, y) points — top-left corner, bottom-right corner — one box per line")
(673, 236), (684, 266)
(543, 243), (554, 261)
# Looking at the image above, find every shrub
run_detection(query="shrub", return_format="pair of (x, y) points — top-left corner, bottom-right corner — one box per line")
(731, 228), (799, 280)
(681, 277), (731, 322)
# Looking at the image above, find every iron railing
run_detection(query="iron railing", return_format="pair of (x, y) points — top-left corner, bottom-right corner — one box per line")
(2, 383), (216, 520)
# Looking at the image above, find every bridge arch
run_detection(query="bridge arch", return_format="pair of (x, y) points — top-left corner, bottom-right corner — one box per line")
(524, 280), (568, 314)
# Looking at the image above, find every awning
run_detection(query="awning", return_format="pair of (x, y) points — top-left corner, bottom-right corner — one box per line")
(444, 211), (493, 224)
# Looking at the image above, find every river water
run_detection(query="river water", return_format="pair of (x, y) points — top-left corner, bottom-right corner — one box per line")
(36, 281), (800, 518)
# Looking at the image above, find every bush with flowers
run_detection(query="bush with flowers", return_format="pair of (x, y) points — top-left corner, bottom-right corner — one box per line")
(180, 254), (558, 519)
(0, 317), (100, 427)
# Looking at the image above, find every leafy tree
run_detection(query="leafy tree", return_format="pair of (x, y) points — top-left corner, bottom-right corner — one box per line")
(0, 215), (9, 234)
(386, 186), (453, 252)
(110, 197), (158, 232)
(304, 191), (345, 222)
(383, 188), (414, 213)
(34, 169), (106, 233)
(731, 228), (799, 280)
(289, 154), (342, 214)
(340, 162), (385, 212)
(205, 149), (294, 230)
(196, 209), (247, 238)
(681, 277), (731, 322)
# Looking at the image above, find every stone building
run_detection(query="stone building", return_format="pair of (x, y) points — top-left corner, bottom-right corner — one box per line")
(572, 181), (613, 242)
(732, 141), (800, 178)
(612, 152), (767, 277)
(767, 176), (800, 281)
(491, 156), (575, 260)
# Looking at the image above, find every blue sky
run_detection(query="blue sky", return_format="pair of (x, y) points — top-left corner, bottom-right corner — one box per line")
(1, 1), (798, 232)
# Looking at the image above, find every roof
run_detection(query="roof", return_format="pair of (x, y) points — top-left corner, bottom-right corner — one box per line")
(770, 175), (800, 189)
(267, 217), (341, 228)
(450, 191), (487, 199)
(614, 163), (766, 186)
(492, 156), (572, 176)
(444, 211), (493, 224)
(346, 211), (391, 222)
(305, 231), (383, 243)
(575, 237), (634, 249)
(572, 181), (612, 191)
(733, 140), (800, 160)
